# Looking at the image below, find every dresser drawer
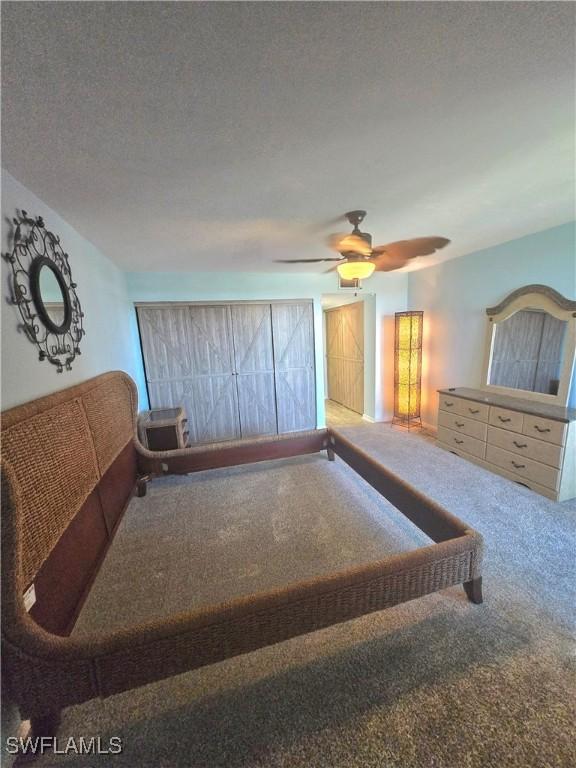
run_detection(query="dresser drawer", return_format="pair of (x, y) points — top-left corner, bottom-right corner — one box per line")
(489, 406), (523, 434)
(438, 394), (461, 414)
(438, 410), (487, 441)
(522, 415), (566, 446)
(487, 426), (563, 469)
(439, 395), (489, 422)
(458, 399), (490, 422)
(437, 426), (486, 459)
(486, 444), (560, 490)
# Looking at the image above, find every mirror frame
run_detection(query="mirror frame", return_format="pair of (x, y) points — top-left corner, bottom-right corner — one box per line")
(3, 210), (85, 372)
(481, 284), (576, 407)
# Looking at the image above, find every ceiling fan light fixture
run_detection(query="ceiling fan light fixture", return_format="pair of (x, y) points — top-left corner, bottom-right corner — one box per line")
(337, 261), (375, 281)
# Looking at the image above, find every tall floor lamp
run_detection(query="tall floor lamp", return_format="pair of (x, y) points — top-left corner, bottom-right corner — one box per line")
(393, 311), (423, 429)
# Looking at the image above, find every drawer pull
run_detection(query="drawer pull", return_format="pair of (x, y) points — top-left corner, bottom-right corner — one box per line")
(513, 441), (528, 449)
(511, 461), (526, 469)
(455, 421), (465, 427)
(498, 416), (511, 423)
(533, 425), (551, 433)
(454, 438), (464, 445)
(468, 408), (480, 414)
(444, 401), (454, 407)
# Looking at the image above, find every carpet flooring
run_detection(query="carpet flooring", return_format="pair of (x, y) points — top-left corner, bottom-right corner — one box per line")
(74, 455), (431, 635)
(325, 399), (365, 427)
(30, 425), (576, 768)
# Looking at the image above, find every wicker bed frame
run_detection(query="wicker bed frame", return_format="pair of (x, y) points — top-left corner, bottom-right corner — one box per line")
(1, 371), (483, 740)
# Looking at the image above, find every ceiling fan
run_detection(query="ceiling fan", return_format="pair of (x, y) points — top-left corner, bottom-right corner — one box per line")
(275, 210), (450, 280)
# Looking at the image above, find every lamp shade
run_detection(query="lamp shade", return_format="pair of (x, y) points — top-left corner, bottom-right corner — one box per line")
(393, 311), (423, 428)
(337, 261), (375, 281)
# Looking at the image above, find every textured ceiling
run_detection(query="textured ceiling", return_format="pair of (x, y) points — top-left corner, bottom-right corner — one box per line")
(2, 2), (574, 272)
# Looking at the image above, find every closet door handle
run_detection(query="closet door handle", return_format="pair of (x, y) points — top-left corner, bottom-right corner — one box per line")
(533, 425), (551, 433)
(468, 408), (480, 414)
(455, 421), (465, 427)
(511, 461), (526, 469)
(513, 441), (527, 449)
(454, 438), (464, 445)
(498, 416), (511, 423)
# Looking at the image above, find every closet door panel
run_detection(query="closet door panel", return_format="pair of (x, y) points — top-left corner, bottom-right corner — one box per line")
(187, 306), (235, 375)
(137, 306), (240, 444)
(231, 304), (278, 437)
(191, 374), (241, 443)
(275, 368), (316, 433)
(186, 306), (240, 442)
(272, 302), (316, 433)
(327, 355), (343, 406)
(326, 308), (343, 359)
(231, 304), (274, 372)
(138, 307), (194, 381)
(236, 373), (278, 437)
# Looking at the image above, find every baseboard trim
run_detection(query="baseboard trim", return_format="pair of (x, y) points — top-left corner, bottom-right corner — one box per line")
(362, 414), (375, 423)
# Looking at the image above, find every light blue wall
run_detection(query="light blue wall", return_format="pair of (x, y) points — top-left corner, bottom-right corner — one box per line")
(408, 222), (576, 427)
(1, 171), (146, 410)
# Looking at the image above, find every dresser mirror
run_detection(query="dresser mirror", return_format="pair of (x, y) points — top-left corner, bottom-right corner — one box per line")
(482, 285), (576, 407)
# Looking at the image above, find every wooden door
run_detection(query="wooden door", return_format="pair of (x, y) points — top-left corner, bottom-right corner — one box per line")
(137, 306), (241, 443)
(231, 304), (278, 437)
(272, 302), (316, 433)
(325, 302), (364, 414)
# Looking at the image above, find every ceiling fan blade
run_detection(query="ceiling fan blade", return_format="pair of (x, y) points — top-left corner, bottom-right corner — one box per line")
(372, 253), (410, 272)
(372, 237), (450, 261)
(327, 233), (372, 257)
(274, 257), (344, 264)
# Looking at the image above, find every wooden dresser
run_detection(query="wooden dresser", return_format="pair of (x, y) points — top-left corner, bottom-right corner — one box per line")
(437, 387), (576, 501)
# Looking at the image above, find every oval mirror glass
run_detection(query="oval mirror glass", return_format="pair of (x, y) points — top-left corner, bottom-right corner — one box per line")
(38, 264), (67, 328)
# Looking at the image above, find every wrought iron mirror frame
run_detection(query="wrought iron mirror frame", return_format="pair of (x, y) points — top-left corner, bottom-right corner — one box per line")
(3, 210), (85, 372)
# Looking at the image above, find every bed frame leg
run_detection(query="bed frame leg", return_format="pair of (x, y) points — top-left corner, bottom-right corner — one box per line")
(30, 710), (61, 738)
(463, 577), (483, 604)
(326, 446), (335, 461)
(13, 712), (62, 764)
(136, 474), (150, 497)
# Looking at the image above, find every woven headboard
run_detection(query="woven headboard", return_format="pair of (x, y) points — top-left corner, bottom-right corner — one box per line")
(1, 372), (137, 590)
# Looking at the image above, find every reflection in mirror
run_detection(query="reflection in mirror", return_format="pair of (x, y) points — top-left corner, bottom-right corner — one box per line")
(39, 264), (66, 328)
(489, 309), (567, 395)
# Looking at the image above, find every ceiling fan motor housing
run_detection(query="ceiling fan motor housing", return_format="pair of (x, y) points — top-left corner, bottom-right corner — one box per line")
(340, 228), (372, 258)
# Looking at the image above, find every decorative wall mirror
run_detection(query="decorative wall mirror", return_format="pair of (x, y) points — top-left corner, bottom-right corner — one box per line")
(482, 285), (576, 406)
(3, 210), (84, 372)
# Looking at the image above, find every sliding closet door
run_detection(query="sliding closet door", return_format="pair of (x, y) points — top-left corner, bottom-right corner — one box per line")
(325, 302), (364, 414)
(231, 304), (278, 437)
(137, 306), (241, 443)
(272, 302), (316, 433)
